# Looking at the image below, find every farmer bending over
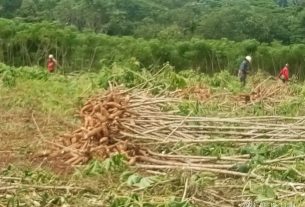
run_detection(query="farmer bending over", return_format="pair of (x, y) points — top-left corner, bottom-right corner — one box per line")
(278, 64), (289, 83)
(238, 56), (252, 87)
(47, 54), (57, 73)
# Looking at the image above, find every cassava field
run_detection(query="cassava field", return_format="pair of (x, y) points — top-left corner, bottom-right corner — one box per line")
(1, 62), (305, 207)
(3, 1), (305, 206)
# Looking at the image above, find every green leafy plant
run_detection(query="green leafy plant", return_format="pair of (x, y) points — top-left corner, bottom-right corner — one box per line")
(1, 68), (16, 87)
(121, 171), (158, 189)
(252, 185), (276, 202)
(80, 154), (127, 176)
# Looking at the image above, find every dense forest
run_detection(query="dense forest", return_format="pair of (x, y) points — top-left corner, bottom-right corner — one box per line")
(1, 0), (305, 42)
(1, 0), (305, 77)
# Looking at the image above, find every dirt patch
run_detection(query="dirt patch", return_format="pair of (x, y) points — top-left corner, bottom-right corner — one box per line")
(31, 155), (75, 175)
(0, 151), (15, 169)
(0, 108), (77, 172)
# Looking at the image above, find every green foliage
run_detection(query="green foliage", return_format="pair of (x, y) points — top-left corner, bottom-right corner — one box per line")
(110, 195), (190, 207)
(252, 185), (276, 202)
(2, 15), (305, 78)
(1, 67), (16, 87)
(198, 144), (236, 157)
(98, 60), (147, 88)
(1, 165), (57, 184)
(79, 154), (127, 176)
(204, 70), (242, 92)
(16, 66), (49, 80)
(121, 171), (158, 189)
(0, 64), (16, 87)
(1, 0), (304, 45)
(232, 163), (251, 173)
(240, 144), (305, 177)
(0, 63), (48, 87)
(277, 99), (305, 115)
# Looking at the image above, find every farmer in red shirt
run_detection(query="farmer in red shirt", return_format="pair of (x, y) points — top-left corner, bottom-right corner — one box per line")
(47, 54), (57, 73)
(278, 64), (289, 83)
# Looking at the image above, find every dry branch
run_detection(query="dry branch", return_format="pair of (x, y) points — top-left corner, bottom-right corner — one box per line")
(135, 164), (258, 178)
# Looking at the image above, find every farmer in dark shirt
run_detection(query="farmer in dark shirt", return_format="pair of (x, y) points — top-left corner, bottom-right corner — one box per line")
(238, 56), (252, 87)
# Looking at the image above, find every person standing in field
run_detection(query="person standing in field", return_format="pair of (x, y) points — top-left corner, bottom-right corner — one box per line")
(277, 63), (289, 83)
(238, 56), (252, 87)
(47, 54), (57, 73)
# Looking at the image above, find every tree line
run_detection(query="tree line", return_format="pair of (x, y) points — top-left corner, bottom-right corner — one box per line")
(1, 18), (305, 78)
(1, 0), (305, 44)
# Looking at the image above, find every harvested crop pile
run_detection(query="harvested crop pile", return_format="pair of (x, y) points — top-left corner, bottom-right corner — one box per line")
(43, 88), (142, 166)
(41, 87), (305, 206)
(45, 87), (305, 168)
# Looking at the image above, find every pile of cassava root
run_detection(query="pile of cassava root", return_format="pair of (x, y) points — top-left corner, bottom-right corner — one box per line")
(44, 88), (143, 166)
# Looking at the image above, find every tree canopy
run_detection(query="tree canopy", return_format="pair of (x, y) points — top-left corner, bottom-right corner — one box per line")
(1, 0), (305, 43)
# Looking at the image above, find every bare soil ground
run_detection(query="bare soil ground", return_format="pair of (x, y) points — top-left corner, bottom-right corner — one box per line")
(0, 108), (77, 174)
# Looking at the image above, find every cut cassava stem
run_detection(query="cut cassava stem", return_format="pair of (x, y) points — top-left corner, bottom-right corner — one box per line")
(135, 164), (257, 178)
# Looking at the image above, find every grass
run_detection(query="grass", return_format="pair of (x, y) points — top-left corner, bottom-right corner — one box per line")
(1, 64), (305, 206)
